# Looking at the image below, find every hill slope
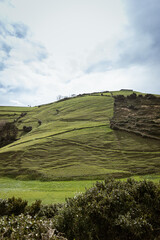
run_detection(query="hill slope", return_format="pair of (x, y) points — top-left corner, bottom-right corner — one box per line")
(0, 90), (160, 180)
(110, 93), (160, 140)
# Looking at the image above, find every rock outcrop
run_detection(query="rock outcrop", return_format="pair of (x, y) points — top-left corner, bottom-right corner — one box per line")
(110, 93), (160, 140)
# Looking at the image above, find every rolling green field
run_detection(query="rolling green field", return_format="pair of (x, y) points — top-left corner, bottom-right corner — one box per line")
(0, 90), (160, 181)
(0, 175), (159, 204)
(0, 177), (97, 204)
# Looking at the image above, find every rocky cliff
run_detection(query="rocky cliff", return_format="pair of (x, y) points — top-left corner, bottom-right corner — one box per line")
(110, 93), (160, 140)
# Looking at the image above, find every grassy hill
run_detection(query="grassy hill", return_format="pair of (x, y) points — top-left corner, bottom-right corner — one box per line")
(0, 90), (160, 180)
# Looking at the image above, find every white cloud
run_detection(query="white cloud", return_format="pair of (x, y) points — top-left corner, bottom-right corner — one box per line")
(0, 0), (160, 106)
(64, 65), (153, 94)
(10, 99), (23, 106)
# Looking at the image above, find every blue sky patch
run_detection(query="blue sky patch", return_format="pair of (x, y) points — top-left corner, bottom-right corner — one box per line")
(85, 60), (111, 74)
(0, 62), (6, 71)
(12, 23), (28, 39)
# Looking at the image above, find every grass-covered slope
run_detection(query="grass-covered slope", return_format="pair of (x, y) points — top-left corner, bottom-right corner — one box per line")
(0, 90), (160, 180)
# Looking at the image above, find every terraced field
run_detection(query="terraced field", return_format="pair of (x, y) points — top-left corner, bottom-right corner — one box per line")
(0, 90), (160, 180)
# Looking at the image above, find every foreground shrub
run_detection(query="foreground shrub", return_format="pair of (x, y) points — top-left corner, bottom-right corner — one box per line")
(26, 200), (63, 218)
(55, 178), (160, 240)
(0, 197), (27, 216)
(0, 198), (62, 219)
(0, 214), (67, 240)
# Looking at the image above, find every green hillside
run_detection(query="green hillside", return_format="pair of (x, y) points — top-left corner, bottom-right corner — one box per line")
(0, 90), (160, 180)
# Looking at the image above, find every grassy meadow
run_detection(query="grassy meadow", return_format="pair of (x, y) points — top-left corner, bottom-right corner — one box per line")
(0, 174), (159, 204)
(0, 90), (160, 181)
(0, 177), (97, 204)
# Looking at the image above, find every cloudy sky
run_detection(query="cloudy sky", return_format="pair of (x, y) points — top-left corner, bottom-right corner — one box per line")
(0, 0), (160, 106)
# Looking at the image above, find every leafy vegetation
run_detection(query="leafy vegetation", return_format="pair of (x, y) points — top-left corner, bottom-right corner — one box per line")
(0, 214), (66, 239)
(0, 178), (159, 240)
(0, 121), (18, 147)
(55, 178), (160, 240)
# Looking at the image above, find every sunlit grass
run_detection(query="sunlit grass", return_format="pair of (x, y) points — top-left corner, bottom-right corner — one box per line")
(0, 177), (97, 204)
(129, 174), (160, 183)
(0, 92), (160, 181)
(0, 174), (159, 205)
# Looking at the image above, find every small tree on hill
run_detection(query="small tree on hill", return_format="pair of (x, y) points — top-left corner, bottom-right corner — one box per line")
(0, 121), (18, 147)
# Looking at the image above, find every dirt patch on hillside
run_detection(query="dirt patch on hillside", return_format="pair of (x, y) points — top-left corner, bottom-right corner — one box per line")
(110, 93), (160, 140)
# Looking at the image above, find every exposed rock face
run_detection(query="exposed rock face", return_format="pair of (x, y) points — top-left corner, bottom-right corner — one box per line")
(110, 94), (160, 140)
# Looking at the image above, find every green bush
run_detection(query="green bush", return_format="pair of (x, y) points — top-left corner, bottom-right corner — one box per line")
(36, 203), (63, 218)
(0, 214), (67, 239)
(0, 198), (66, 239)
(0, 199), (8, 216)
(26, 199), (42, 216)
(0, 122), (18, 147)
(0, 197), (27, 216)
(0, 197), (62, 219)
(55, 178), (160, 240)
(26, 200), (63, 218)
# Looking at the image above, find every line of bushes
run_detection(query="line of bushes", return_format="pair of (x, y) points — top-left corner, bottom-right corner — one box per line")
(0, 178), (160, 239)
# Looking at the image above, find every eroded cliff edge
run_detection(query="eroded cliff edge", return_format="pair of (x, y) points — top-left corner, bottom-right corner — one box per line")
(110, 93), (160, 140)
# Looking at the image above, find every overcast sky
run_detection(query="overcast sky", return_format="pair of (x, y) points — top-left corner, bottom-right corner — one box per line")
(0, 0), (160, 106)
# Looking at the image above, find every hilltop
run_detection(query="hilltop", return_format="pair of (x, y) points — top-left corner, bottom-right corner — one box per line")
(0, 90), (160, 180)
